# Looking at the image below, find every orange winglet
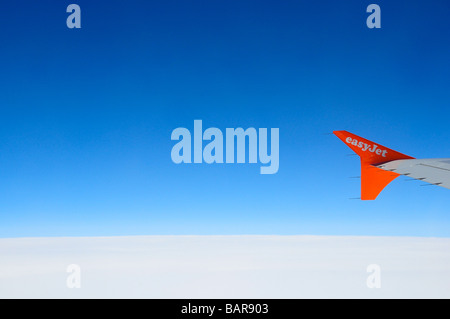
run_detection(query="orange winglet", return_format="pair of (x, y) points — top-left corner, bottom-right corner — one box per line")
(333, 131), (415, 200)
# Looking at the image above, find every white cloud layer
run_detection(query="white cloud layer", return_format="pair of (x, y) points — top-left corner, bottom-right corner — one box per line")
(1, 235), (449, 298)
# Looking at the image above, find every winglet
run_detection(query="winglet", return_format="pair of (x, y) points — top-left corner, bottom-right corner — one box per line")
(333, 131), (415, 200)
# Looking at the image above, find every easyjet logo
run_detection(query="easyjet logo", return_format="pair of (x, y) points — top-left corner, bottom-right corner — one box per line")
(346, 137), (388, 157)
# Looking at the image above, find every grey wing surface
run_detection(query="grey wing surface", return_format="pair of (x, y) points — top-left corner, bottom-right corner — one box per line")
(376, 158), (450, 189)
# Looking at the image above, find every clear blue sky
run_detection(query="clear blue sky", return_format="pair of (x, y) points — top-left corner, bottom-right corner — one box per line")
(0, 0), (449, 237)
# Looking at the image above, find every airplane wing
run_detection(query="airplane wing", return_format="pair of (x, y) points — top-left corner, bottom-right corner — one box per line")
(333, 130), (450, 200)
(376, 158), (450, 189)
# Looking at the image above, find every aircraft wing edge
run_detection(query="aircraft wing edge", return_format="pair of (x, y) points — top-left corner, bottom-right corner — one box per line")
(376, 158), (450, 190)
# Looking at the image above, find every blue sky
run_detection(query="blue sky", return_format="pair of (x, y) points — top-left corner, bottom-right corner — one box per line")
(0, 0), (449, 237)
